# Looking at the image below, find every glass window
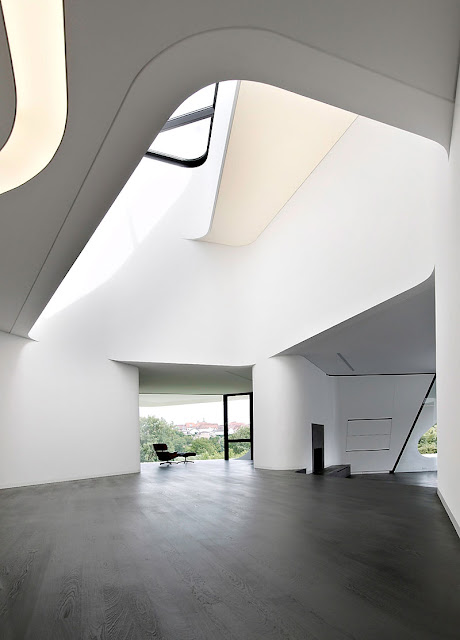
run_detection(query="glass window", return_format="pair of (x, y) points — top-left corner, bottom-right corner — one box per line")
(169, 85), (215, 119)
(418, 424), (437, 456)
(146, 84), (217, 167)
(148, 118), (211, 161)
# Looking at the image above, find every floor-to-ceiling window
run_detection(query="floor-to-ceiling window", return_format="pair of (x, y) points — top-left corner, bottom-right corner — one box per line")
(139, 393), (252, 462)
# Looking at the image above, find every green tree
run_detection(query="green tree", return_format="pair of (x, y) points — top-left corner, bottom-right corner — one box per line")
(191, 436), (224, 459)
(228, 425), (251, 458)
(140, 415), (192, 462)
(140, 416), (228, 462)
(418, 424), (437, 455)
(139, 416), (252, 462)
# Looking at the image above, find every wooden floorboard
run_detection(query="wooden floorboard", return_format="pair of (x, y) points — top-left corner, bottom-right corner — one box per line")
(0, 461), (459, 639)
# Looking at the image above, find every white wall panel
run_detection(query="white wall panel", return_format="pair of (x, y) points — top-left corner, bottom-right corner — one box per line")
(347, 418), (392, 436)
(346, 434), (391, 452)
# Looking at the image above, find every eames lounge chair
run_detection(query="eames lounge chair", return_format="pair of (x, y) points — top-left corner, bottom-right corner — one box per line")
(152, 443), (179, 465)
(152, 443), (197, 465)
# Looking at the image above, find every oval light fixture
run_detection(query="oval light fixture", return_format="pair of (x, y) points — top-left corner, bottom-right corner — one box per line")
(0, 0), (67, 195)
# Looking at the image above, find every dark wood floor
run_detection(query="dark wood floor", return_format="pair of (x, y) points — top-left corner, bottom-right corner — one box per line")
(0, 461), (459, 640)
(352, 470), (438, 488)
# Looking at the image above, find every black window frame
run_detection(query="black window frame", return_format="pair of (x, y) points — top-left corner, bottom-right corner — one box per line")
(145, 83), (219, 168)
(223, 392), (253, 461)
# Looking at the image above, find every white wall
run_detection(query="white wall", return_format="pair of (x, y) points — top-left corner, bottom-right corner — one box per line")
(6, 93), (443, 490)
(0, 330), (140, 489)
(334, 374), (433, 473)
(0, 84), (239, 490)
(241, 118), (443, 361)
(253, 356), (336, 471)
(253, 362), (434, 474)
(31, 115), (444, 371)
(436, 65), (460, 536)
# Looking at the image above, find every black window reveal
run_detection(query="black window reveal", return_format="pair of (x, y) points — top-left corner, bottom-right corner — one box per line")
(146, 84), (218, 167)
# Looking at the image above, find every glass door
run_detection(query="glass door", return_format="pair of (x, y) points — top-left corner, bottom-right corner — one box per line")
(223, 393), (253, 460)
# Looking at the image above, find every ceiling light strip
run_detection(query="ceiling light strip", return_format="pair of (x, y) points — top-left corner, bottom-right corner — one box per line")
(0, 0), (67, 195)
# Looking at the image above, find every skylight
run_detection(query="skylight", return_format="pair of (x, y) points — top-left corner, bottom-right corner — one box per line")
(147, 84), (218, 166)
(169, 84), (216, 119)
(28, 81), (238, 333)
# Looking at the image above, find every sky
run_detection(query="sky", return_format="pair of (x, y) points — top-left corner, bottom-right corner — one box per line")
(139, 397), (250, 425)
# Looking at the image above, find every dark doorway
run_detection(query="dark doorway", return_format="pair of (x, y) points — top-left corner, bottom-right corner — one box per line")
(223, 393), (253, 460)
(312, 423), (324, 474)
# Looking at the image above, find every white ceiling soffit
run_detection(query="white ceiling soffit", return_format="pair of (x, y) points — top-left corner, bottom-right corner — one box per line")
(278, 275), (435, 376)
(1, 1), (459, 337)
(139, 394), (223, 408)
(0, 0), (67, 194)
(201, 81), (357, 247)
(123, 362), (253, 395)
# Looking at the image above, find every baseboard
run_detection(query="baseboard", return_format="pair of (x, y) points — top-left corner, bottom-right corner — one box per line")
(352, 470), (389, 475)
(0, 467), (140, 491)
(437, 489), (460, 538)
(254, 465), (311, 472)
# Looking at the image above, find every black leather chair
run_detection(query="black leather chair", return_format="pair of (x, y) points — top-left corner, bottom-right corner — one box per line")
(152, 443), (197, 465)
(152, 443), (179, 465)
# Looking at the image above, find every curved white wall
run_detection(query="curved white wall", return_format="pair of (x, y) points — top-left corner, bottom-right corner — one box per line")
(31, 114), (444, 369)
(0, 2), (456, 497)
(253, 359), (433, 473)
(253, 356), (336, 471)
(238, 118), (443, 361)
(11, 9), (456, 335)
(1, 87), (446, 489)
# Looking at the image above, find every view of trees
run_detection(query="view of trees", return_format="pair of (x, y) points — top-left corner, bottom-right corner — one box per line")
(418, 424), (437, 454)
(141, 414), (437, 461)
(140, 415), (251, 462)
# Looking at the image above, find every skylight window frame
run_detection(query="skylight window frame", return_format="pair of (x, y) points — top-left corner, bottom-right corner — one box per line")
(146, 84), (219, 168)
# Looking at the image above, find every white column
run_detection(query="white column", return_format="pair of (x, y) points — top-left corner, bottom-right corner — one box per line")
(253, 355), (335, 471)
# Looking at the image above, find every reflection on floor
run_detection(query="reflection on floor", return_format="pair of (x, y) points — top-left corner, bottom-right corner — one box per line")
(0, 461), (458, 639)
(351, 470), (438, 488)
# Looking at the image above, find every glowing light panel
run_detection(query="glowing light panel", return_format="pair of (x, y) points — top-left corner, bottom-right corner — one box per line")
(0, 0), (67, 194)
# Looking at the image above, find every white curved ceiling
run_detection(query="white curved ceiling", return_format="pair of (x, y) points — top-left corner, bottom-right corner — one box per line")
(279, 276), (435, 375)
(126, 362), (252, 394)
(202, 81), (357, 246)
(140, 394), (223, 407)
(0, 0), (459, 336)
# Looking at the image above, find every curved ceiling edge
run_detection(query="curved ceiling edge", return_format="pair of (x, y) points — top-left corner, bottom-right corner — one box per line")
(0, 0), (67, 195)
(275, 269), (436, 361)
(11, 27), (449, 336)
(0, 4), (15, 151)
